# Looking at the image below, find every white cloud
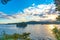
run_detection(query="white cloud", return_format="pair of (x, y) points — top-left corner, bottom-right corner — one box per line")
(0, 12), (14, 19)
(32, 3), (35, 6)
(0, 3), (58, 24)
(23, 4), (56, 14)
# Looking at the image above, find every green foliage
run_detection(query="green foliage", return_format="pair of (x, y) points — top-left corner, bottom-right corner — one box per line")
(0, 32), (31, 40)
(55, 0), (60, 11)
(56, 15), (60, 21)
(1, 0), (11, 5)
(52, 27), (60, 40)
(56, 5), (60, 11)
(58, 0), (60, 1)
(52, 27), (58, 33)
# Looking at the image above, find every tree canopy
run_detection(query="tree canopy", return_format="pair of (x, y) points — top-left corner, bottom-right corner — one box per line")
(56, 15), (60, 21)
(1, 0), (11, 5)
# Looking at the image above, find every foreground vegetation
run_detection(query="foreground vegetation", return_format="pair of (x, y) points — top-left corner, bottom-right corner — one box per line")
(56, 15), (60, 21)
(0, 32), (31, 40)
(52, 27), (60, 40)
(55, 0), (60, 11)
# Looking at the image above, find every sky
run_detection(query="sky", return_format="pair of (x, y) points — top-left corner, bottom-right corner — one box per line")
(0, 0), (58, 24)
(0, 0), (54, 15)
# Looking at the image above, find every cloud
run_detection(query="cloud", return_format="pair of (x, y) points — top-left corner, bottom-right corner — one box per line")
(0, 12), (15, 19)
(13, 4), (57, 21)
(0, 3), (58, 24)
(23, 4), (56, 14)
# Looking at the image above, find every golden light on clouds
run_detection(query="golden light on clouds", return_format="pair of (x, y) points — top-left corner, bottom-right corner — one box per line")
(44, 14), (58, 21)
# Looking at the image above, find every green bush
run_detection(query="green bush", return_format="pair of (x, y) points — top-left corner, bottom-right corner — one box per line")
(52, 27), (60, 40)
(56, 15), (60, 21)
(0, 32), (31, 40)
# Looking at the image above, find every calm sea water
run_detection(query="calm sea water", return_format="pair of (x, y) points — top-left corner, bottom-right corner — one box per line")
(0, 24), (60, 40)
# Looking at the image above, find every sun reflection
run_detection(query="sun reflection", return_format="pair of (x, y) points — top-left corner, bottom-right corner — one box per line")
(47, 24), (55, 30)
(46, 24), (56, 34)
(49, 25), (55, 29)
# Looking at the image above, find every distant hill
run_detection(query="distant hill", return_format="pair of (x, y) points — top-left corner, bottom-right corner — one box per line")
(25, 21), (60, 24)
(6, 21), (60, 25)
(2, 21), (60, 27)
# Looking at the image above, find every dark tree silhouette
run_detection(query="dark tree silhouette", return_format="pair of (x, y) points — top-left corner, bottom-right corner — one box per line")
(1, 0), (11, 5)
(56, 15), (60, 21)
(55, 0), (60, 11)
